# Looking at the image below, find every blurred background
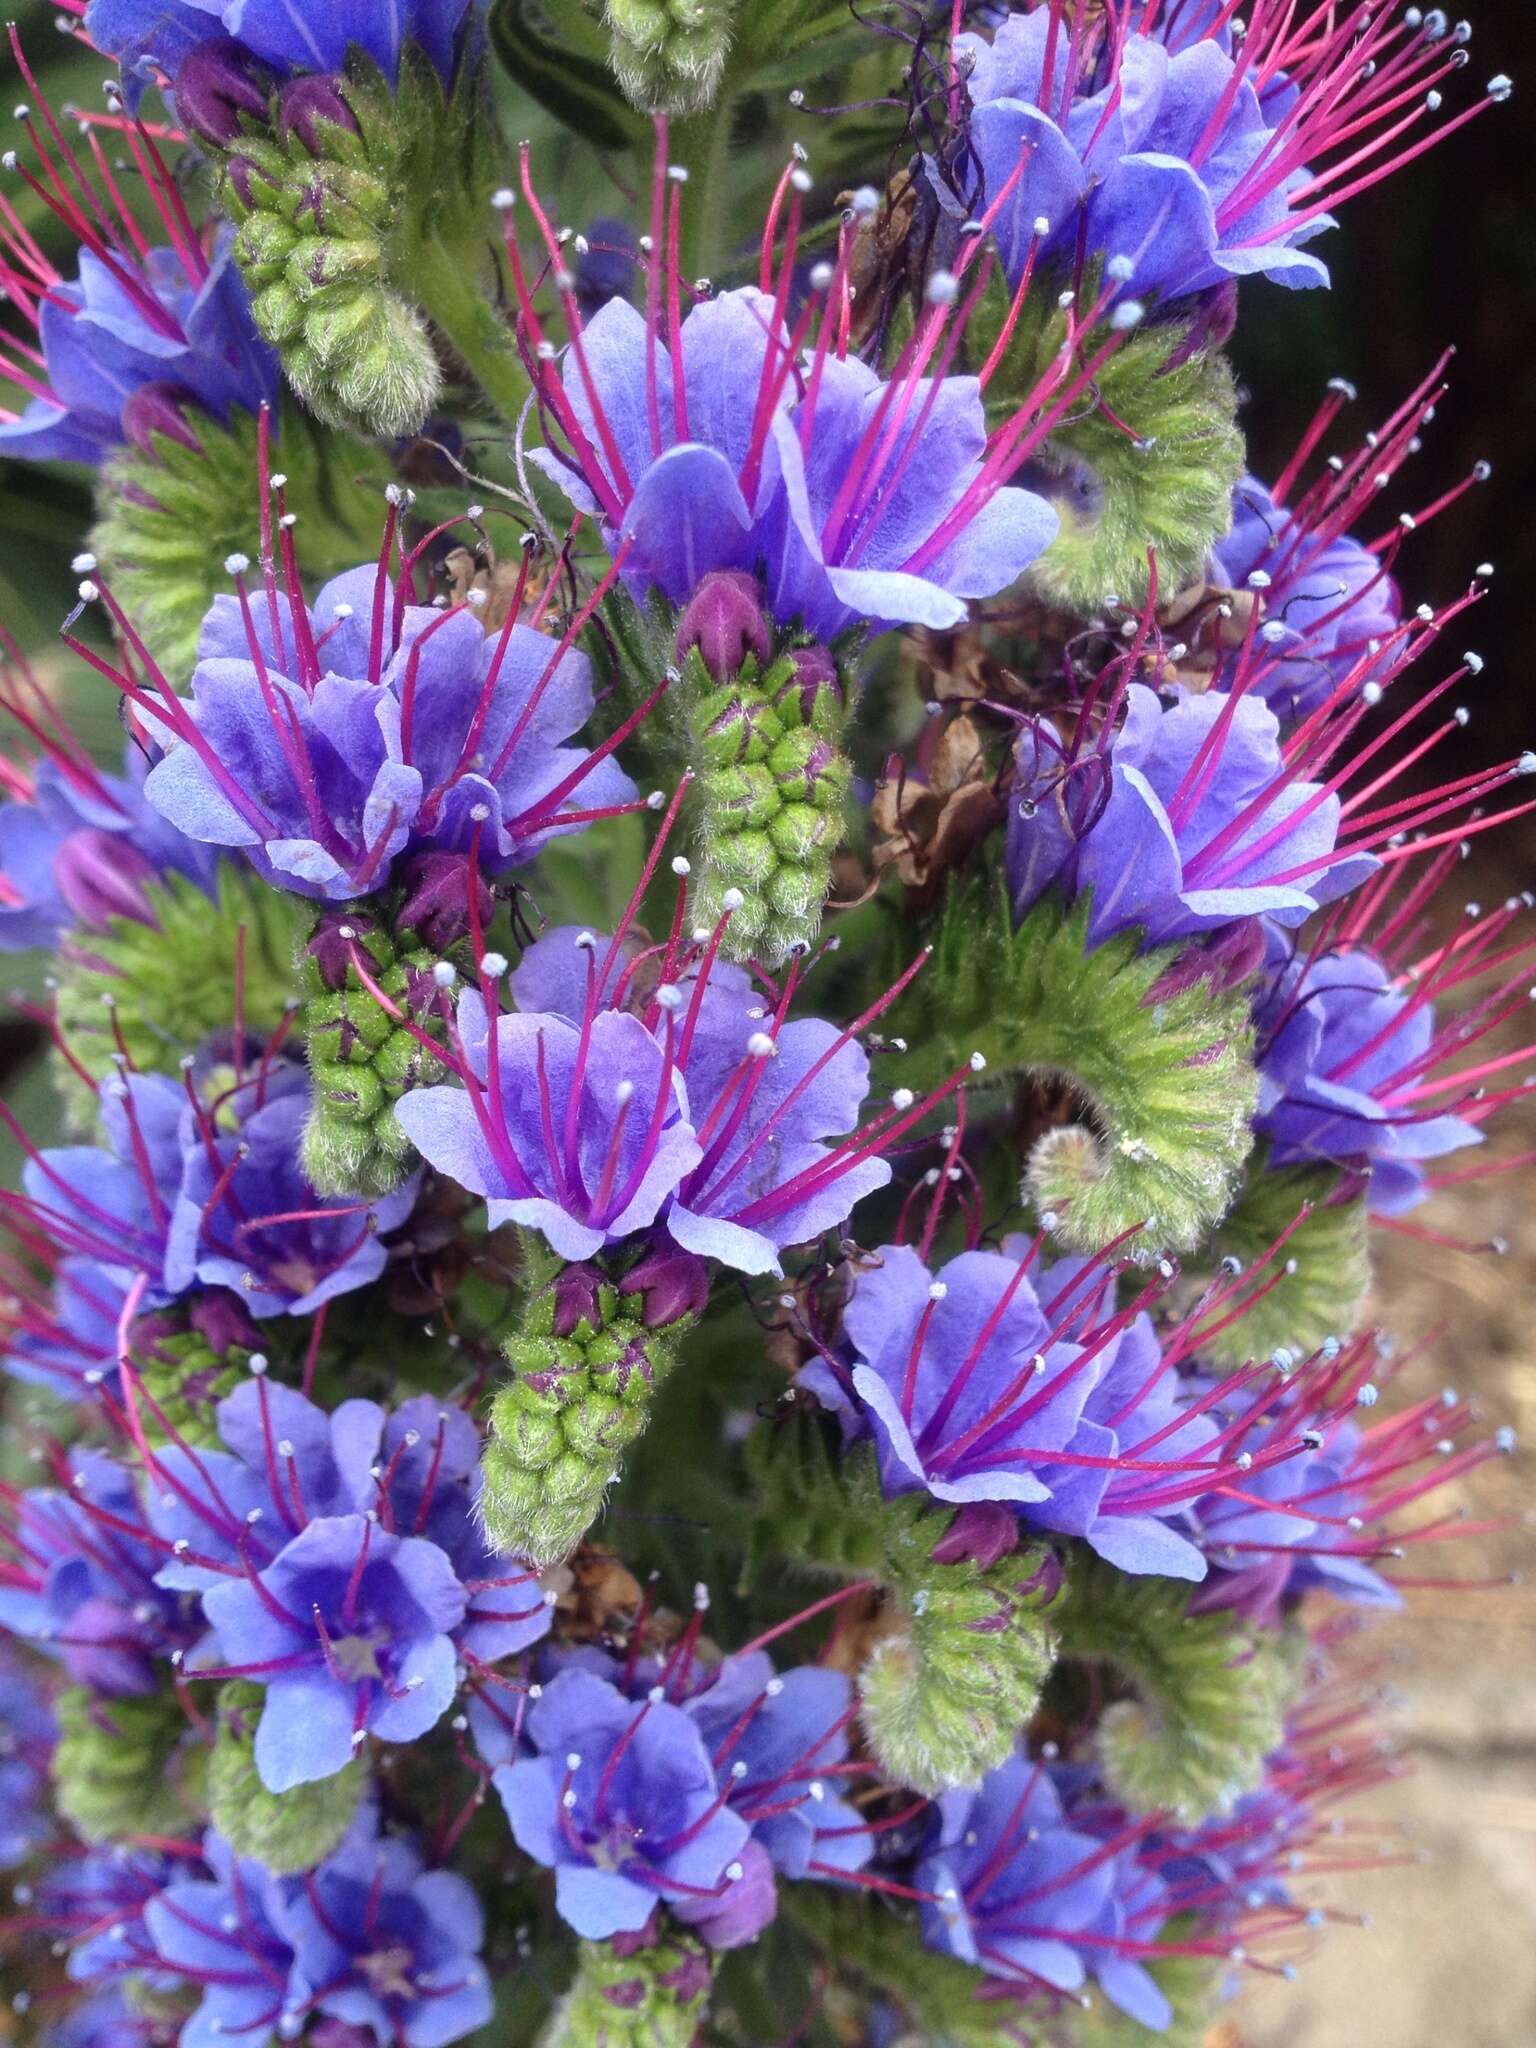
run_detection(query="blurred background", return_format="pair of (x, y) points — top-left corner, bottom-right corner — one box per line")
(1, 0), (1533, 2041)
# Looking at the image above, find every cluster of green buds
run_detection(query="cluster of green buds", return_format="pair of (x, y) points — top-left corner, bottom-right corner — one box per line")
(539, 1932), (714, 2047)
(746, 1415), (1059, 1794)
(51, 1685), (203, 1843)
(673, 571), (852, 963)
(176, 42), (494, 437)
(207, 1680), (367, 1873)
(131, 1295), (271, 1450)
(486, 1242), (710, 1565)
(297, 864), (483, 1197)
(603, 0), (738, 113)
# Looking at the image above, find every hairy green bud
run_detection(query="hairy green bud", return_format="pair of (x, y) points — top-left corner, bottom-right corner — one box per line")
(891, 876), (1259, 1260)
(53, 863), (305, 1137)
(89, 402), (387, 681)
(746, 1418), (1057, 1793)
(679, 641), (850, 963)
(1054, 1554), (1303, 1824)
(51, 1686), (200, 1843)
(1205, 1150), (1371, 1365)
(487, 1261), (698, 1564)
(539, 1934), (714, 2047)
(137, 1330), (249, 1450)
(207, 1681), (365, 1873)
(299, 905), (449, 1197)
(605, 0), (737, 113)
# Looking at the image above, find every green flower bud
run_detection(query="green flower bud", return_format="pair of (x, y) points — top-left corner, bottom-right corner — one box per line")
(889, 877), (1260, 1260)
(678, 637), (852, 964)
(207, 1681), (365, 1873)
(137, 1331), (249, 1450)
(539, 1934), (714, 2047)
(1054, 1554), (1305, 1825)
(485, 1253), (702, 1564)
(52, 864), (305, 1136)
(605, 0), (737, 114)
(1205, 1150), (1371, 1365)
(299, 903), (451, 1198)
(52, 1686), (201, 1843)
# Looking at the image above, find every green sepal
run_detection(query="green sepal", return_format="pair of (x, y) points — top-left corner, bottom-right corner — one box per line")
(51, 1686), (203, 1843)
(136, 1330), (250, 1450)
(538, 1934), (714, 2047)
(972, 277), (1244, 615)
(745, 1415), (1057, 1793)
(1204, 1148), (1371, 1364)
(604, 0), (737, 114)
(207, 1681), (365, 1873)
(1054, 1552), (1304, 1824)
(890, 875), (1259, 1260)
(52, 863), (306, 1137)
(486, 1262), (694, 1564)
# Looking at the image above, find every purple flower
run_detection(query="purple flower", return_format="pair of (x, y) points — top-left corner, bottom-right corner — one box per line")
(395, 927), (891, 1275)
(832, 1243), (1214, 1579)
(140, 562), (632, 903)
(916, 1751), (1172, 2029)
(38, 1847), (172, 1989)
(493, 1666), (756, 1941)
(0, 1451), (185, 1695)
(526, 286), (1057, 637)
(39, 1990), (152, 2048)
(280, 1819), (493, 2048)
(1254, 943), (1481, 1215)
(2, 1256), (134, 1401)
(142, 1831), (297, 2048)
(166, 1067), (420, 1315)
(1210, 475), (1401, 721)
(199, 1509), (468, 1791)
(0, 235), (275, 468)
(0, 1645), (54, 1867)
(955, 12), (1332, 304)
(1007, 683), (1377, 949)
(86, 0), (478, 94)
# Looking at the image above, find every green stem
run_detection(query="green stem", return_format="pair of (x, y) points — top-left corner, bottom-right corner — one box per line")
(406, 230), (532, 428)
(670, 95), (740, 281)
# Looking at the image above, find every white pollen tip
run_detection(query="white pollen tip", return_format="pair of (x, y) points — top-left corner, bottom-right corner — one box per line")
(747, 1031), (778, 1058)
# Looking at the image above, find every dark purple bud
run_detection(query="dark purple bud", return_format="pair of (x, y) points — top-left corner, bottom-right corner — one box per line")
(619, 1244), (711, 1328)
(188, 1289), (266, 1360)
(1148, 917), (1268, 1003)
(226, 154), (267, 210)
(1163, 278), (1239, 369)
(172, 37), (275, 148)
(53, 829), (156, 932)
(670, 1835), (777, 1949)
(121, 381), (207, 458)
(551, 1263), (606, 1339)
(774, 643), (843, 723)
(277, 73), (361, 157)
(576, 217), (639, 320)
(658, 1947), (715, 2004)
(676, 571), (773, 683)
(306, 907), (383, 991)
(395, 850), (496, 954)
(929, 1500), (1020, 1570)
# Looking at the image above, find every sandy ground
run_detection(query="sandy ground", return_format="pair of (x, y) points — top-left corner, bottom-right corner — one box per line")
(1235, 854), (1536, 2048)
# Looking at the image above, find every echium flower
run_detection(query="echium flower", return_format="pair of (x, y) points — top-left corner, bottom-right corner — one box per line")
(0, 1449), (187, 1695)
(952, 1), (1509, 308)
(82, 0), (481, 97)
(138, 1830), (297, 2048)
(1187, 1331), (1517, 1623)
(123, 513), (637, 904)
(0, 1643), (54, 1867)
(141, 1377), (551, 1789)
(493, 1665), (764, 1943)
(808, 1232), (1349, 1582)
(397, 892), (917, 1274)
(504, 146), (1067, 639)
(1197, 361), (1493, 721)
(916, 1747), (1175, 2029)
(0, 38), (276, 469)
